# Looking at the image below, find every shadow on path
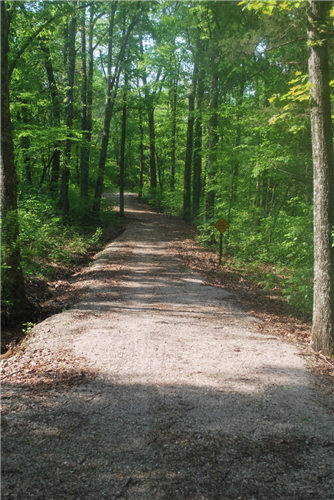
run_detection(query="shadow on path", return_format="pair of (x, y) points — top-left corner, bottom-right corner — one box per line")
(2, 373), (333, 500)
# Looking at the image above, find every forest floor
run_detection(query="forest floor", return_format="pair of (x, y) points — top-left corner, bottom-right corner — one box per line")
(1, 193), (334, 500)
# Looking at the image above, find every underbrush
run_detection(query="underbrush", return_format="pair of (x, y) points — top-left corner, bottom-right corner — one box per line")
(140, 186), (184, 217)
(196, 209), (314, 320)
(17, 187), (120, 281)
(112, 185), (315, 319)
(221, 255), (313, 320)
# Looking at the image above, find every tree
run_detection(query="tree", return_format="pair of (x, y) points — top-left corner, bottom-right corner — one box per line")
(183, 59), (198, 220)
(192, 34), (205, 219)
(137, 83), (146, 199)
(1, 1), (28, 309)
(41, 40), (61, 191)
(57, 9), (77, 217)
(3, 0), (331, 333)
(307, 1), (334, 355)
(243, 0), (333, 351)
(119, 72), (128, 218)
(206, 69), (219, 220)
(79, 2), (88, 201)
(169, 46), (180, 192)
(140, 34), (158, 192)
(93, 1), (141, 217)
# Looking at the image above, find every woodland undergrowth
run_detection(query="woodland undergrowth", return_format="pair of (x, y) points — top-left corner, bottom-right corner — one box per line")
(17, 187), (119, 281)
(143, 188), (314, 321)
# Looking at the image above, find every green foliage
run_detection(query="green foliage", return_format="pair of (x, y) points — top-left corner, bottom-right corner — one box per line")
(15, 189), (118, 282)
(141, 187), (164, 211)
(269, 72), (313, 131)
(240, 1), (303, 15)
(196, 201), (314, 317)
(197, 218), (221, 247)
(22, 322), (35, 334)
(88, 227), (103, 246)
(6, 0), (332, 323)
(18, 194), (87, 278)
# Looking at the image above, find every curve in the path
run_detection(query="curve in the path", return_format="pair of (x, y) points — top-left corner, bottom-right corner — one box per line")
(2, 193), (333, 500)
(70, 194), (333, 498)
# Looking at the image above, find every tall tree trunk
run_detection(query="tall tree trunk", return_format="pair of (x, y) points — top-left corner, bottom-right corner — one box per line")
(93, 2), (117, 215)
(20, 105), (32, 184)
(147, 107), (157, 190)
(58, 13), (77, 217)
(262, 171), (269, 218)
(192, 31), (205, 219)
(63, 21), (68, 72)
(93, 3), (139, 216)
(80, 3), (89, 201)
(156, 152), (165, 195)
(255, 174), (261, 227)
(192, 65), (205, 219)
(39, 151), (55, 188)
(183, 62), (198, 220)
(42, 44), (61, 191)
(85, 4), (94, 190)
(308, 1), (334, 355)
(119, 78), (127, 218)
(138, 111), (145, 199)
(206, 70), (218, 219)
(1, 1), (27, 308)
(231, 82), (244, 204)
(170, 77), (177, 192)
(140, 34), (157, 192)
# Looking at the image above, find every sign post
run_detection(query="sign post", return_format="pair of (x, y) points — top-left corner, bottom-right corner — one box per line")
(214, 217), (230, 266)
(219, 232), (223, 266)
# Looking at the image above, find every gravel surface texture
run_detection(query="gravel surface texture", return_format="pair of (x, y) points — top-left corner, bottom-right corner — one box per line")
(1, 193), (334, 500)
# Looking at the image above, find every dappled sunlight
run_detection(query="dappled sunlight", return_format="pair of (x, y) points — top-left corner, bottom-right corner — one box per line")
(2, 195), (332, 500)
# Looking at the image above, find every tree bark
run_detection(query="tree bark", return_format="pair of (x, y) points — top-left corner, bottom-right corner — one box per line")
(93, 2), (117, 215)
(138, 111), (145, 199)
(140, 34), (157, 192)
(63, 22), (68, 73)
(87, 10), (94, 171)
(20, 105), (32, 184)
(156, 151), (165, 195)
(58, 13), (77, 217)
(119, 78), (127, 218)
(192, 64), (205, 219)
(255, 174), (261, 227)
(1, 1), (27, 308)
(41, 43), (61, 190)
(147, 107), (157, 190)
(231, 82), (244, 204)
(79, 3), (95, 201)
(307, 1), (334, 355)
(141, 78), (156, 190)
(183, 62), (198, 220)
(170, 77), (177, 192)
(206, 70), (219, 219)
(80, 3), (89, 201)
(93, 3), (140, 216)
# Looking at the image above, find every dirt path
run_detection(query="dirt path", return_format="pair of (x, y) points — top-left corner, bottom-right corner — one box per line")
(1, 194), (334, 500)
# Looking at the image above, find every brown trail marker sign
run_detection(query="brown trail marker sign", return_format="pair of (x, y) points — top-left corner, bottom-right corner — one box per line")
(214, 218), (230, 265)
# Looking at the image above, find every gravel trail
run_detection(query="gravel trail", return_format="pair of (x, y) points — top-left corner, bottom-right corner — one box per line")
(1, 193), (333, 500)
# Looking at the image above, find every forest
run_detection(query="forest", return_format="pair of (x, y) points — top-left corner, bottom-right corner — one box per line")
(1, 1), (333, 354)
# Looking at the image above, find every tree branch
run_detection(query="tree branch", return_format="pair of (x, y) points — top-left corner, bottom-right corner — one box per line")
(9, 3), (86, 79)
(264, 35), (306, 53)
(271, 166), (312, 181)
(9, 16), (58, 79)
